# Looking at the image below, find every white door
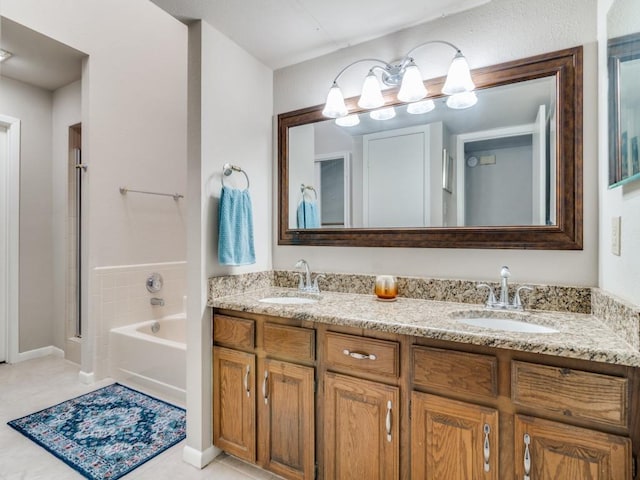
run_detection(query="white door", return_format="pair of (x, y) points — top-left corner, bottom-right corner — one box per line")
(0, 126), (7, 362)
(531, 104), (547, 225)
(363, 126), (429, 227)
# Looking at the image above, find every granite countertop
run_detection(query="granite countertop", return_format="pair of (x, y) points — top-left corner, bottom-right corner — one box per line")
(211, 287), (640, 367)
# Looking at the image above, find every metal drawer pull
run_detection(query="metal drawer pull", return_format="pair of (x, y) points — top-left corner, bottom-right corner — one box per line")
(342, 349), (377, 361)
(244, 365), (250, 397)
(523, 433), (531, 480)
(385, 400), (392, 443)
(262, 370), (269, 405)
(483, 423), (491, 472)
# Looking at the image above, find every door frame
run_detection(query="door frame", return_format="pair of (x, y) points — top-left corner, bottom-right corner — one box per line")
(0, 114), (21, 364)
(455, 123), (535, 226)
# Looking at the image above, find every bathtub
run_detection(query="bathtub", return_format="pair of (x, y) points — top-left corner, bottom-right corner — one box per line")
(109, 314), (186, 403)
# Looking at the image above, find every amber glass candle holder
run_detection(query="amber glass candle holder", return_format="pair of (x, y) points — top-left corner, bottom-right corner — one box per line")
(375, 275), (398, 300)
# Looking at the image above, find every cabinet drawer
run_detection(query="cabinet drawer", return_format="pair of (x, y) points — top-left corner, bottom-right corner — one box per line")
(511, 361), (629, 428)
(264, 323), (315, 362)
(213, 315), (255, 350)
(325, 332), (399, 378)
(412, 346), (498, 398)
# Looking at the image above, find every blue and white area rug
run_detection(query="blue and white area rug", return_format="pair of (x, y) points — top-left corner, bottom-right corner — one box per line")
(7, 383), (186, 480)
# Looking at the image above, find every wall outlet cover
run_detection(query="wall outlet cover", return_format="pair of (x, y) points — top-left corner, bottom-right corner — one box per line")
(611, 216), (621, 256)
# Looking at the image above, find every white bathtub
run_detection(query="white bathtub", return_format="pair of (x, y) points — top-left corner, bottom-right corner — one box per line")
(109, 314), (186, 403)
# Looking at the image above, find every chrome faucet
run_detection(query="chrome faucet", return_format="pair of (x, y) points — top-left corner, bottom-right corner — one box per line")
(295, 259), (324, 294)
(478, 266), (533, 310)
(150, 297), (165, 306)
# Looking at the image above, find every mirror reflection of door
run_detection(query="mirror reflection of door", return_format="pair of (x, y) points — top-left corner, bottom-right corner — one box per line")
(363, 126), (430, 228)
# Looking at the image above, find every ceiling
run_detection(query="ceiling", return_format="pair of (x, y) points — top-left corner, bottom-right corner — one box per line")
(0, 1), (489, 91)
(0, 17), (85, 91)
(149, 0), (490, 69)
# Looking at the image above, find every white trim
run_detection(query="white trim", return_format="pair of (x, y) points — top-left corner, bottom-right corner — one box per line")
(0, 114), (20, 364)
(182, 444), (221, 469)
(16, 345), (64, 363)
(78, 370), (96, 384)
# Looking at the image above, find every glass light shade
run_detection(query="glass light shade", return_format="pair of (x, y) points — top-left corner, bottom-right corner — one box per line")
(442, 53), (475, 95)
(335, 114), (360, 127)
(358, 72), (385, 109)
(370, 107), (396, 121)
(446, 91), (478, 109)
(407, 99), (435, 114)
(397, 62), (427, 103)
(322, 83), (348, 118)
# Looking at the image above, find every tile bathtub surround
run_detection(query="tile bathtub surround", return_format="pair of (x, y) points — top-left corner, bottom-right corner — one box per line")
(271, 270), (592, 314)
(92, 261), (187, 379)
(592, 288), (640, 350)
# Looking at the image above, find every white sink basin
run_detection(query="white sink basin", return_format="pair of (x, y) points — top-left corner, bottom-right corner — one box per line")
(457, 317), (558, 334)
(259, 296), (318, 305)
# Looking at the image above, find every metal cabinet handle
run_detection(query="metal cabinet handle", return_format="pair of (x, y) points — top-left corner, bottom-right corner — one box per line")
(244, 365), (250, 397)
(262, 370), (269, 405)
(483, 423), (491, 472)
(523, 433), (531, 480)
(385, 400), (392, 443)
(343, 349), (377, 361)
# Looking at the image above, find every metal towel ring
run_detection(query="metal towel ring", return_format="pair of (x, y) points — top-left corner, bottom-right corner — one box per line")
(221, 163), (250, 189)
(301, 184), (317, 200)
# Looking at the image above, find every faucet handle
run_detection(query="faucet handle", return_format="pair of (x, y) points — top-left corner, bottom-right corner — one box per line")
(477, 283), (497, 307)
(513, 286), (533, 309)
(312, 273), (326, 293)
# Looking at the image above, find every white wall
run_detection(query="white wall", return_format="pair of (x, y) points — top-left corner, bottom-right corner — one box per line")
(273, 0), (599, 286)
(598, 0), (640, 305)
(0, 76), (54, 352)
(185, 20), (273, 464)
(52, 80), (81, 354)
(1, 0), (189, 373)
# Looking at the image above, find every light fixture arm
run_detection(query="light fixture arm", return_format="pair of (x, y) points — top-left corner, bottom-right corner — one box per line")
(330, 58), (392, 84)
(404, 39), (462, 61)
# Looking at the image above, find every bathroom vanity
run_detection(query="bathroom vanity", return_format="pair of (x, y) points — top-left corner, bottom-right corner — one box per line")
(211, 287), (640, 480)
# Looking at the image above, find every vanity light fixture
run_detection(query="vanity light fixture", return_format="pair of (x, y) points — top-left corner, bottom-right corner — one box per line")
(321, 40), (476, 119)
(370, 106), (396, 121)
(335, 114), (360, 127)
(407, 99), (436, 114)
(0, 49), (13, 63)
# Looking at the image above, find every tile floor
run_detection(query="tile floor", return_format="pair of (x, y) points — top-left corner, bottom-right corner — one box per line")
(0, 355), (282, 479)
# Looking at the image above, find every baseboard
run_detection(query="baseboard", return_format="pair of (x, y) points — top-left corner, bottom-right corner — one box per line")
(182, 444), (221, 469)
(16, 345), (64, 363)
(78, 370), (96, 384)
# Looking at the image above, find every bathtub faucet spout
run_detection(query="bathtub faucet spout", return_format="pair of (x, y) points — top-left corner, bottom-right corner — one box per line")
(150, 297), (165, 306)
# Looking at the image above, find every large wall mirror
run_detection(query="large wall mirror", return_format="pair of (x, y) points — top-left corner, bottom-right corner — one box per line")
(608, 0), (640, 187)
(278, 47), (583, 249)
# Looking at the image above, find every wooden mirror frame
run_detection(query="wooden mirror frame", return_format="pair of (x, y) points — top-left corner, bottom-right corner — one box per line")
(278, 46), (583, 249)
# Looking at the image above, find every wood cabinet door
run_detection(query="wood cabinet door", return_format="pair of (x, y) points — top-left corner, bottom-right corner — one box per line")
(514, 415), (632, 480)
(324, 372), (399, 480)
(411, 392), (499, 480)
(258, 359), (315, 480)
(213, 346), (256, 462)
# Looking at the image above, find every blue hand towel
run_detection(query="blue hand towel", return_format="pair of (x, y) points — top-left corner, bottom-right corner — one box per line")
(296, 200), (320, 228)
(218, 186), (256, 266)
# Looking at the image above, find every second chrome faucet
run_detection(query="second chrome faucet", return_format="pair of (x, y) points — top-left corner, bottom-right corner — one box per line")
(478, 266), (533, 310)
(295, 259), (325, 294)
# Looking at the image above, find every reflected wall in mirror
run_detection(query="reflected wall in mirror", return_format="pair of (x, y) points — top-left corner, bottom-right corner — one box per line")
(279, 47), (583, 249)
(608, 0), (640, 187)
